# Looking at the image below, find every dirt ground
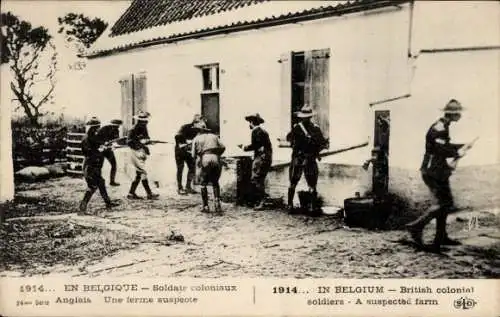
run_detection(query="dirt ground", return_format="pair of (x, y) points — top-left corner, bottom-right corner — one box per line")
(1, 176), (499, 278)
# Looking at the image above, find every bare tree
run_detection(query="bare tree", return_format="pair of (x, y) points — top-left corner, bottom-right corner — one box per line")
(1, 12), (58, 127)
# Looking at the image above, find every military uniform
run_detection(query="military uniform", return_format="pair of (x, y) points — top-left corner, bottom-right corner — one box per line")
(243, 125), (272, 206)
(192, 125), (226, 212)
(96, 123), (120, 185)
(286, 117), (327, 210)
(127, 114), (158, 199)
(407, 116), (464, 249)
(175, 122), (199, 193)
(79, 120), (117, 213)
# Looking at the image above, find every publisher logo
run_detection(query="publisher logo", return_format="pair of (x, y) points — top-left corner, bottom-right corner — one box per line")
(454, 297), (477, 310)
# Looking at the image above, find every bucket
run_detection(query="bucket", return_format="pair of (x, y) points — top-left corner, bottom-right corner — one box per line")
(343, 196), (381, 229)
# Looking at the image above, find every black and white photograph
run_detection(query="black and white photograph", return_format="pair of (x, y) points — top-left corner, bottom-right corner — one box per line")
(1, 0), (499, 289)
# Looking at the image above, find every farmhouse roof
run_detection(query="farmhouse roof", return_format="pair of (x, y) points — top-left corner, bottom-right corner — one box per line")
(87, 0), (409, 58)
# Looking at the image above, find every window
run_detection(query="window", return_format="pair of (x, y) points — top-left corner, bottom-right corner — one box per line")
(201, 64), (219, 92)
(198, 64), (220, 134)
(279, 49), (330, 147)
(119, 72), (147, 135)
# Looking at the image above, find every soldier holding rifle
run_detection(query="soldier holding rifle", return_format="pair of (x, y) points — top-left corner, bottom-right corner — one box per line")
(174, 114), (204, 195)
(126, 111), (159, 200)
(96, 119), (123, 186)
(286, 104), (328, 213)
(238, 113), (273, 210)
(79, 117), (119, 214)
(406, 99), (477, 252)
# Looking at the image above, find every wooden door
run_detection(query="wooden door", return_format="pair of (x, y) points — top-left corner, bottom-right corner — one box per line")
(305, 48), (330, 143)
(201, 93), (220, 135)
(119, 75), (134, 135)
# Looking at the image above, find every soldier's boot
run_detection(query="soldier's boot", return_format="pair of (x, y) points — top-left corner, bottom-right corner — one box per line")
(127, 175), (142, 199)
(213, 184), (223, 213)
(98, 184), (119, 209)
(110, 164), (119, 186)
(79, 190), (94, 213)
(142, 179), (159, 200)
(287, 187), (295, 211)
(405, 205), (441, 245)
(185, 170), (197, 194)
(201, 187), (210, 213)
(176, 167), (186, 195)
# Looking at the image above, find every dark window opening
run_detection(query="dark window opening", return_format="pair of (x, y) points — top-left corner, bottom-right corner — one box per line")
(291, 52), (305, 126)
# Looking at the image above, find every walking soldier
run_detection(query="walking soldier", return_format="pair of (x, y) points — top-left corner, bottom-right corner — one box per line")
(238, 113), (273, 210)
(406, 99), (469, 252)
(286, 105), (328, 212)
(126, 112), (159, 200)
(79, 117), (119, 214)
(174, 114), (203, 195)
(96, 119), (123, 186)
(191, 121), (226, 213)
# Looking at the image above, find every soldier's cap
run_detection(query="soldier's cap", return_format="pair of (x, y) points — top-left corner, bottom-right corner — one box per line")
(244, 113), (265, 124)
(192, 114), (203, 123)
(85, 117), (101, 126)
(134, 111), (150, 121)
(442, 99), (465, 113)
(296, 104), (315, 118)
(111, 119), (123, 125)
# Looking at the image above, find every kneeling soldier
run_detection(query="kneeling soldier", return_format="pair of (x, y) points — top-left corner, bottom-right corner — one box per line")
(192, 121), (226, 213)
(79, 117), (119, 214)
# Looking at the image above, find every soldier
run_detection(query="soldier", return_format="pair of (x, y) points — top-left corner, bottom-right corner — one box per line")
(79, 117), (119, 214)
(127, 111), (159, 200)
(96, 119), (123, 186)
(286, 104), (328, 212)
(191, 121), (226, 213)
(174, 114), (203, 195)
(238, 113), (273, 210)
(406, 99), (467, 252)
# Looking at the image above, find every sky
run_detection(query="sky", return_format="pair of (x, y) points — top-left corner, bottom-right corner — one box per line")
(1, 0), (131, 118)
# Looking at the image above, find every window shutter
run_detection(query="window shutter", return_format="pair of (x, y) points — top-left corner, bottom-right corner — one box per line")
(119, 75), (134, 136)
(279, 52), (292, 144)
(307, 48), (330, 143)
(134, 72), (147, 114)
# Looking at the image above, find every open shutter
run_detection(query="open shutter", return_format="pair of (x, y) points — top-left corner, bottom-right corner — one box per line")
(119, 75), (134, 136)
(134, 72), (147, 114)
(306, 49), (330, 144)
(279, 52), (292, 145)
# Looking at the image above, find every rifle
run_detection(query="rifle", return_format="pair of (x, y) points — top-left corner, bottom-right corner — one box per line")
(270, 142), (368, 170)
(447, 137), (479, 170)
(98, 137), (128, 151)
(144, 139), (169, 145)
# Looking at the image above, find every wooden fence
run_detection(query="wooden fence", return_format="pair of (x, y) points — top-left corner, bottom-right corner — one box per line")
(66, 132), (85, 176)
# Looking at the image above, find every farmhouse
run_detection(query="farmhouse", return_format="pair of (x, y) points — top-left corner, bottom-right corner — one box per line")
(82, 0), (500, 209)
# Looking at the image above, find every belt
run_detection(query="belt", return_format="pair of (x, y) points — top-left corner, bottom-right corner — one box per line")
(202, 148), (219, 155)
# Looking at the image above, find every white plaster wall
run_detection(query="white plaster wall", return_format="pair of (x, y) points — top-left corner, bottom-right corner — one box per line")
(412, 1), (500, 52)
(389, 50), (500, 169)
(385, 1), (500, 169)
(83, 4), (411, 171)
